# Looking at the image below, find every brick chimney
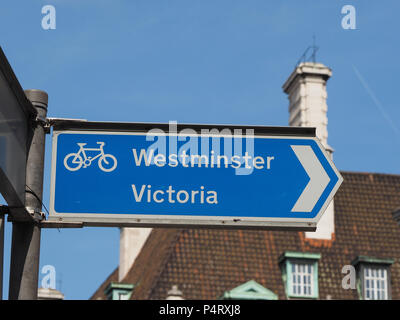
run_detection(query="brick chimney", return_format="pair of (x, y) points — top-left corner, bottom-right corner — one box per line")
(282, 62), (335, 240)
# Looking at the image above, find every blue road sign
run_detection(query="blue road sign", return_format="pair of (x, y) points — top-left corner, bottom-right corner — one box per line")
(49, 127), (343, 230)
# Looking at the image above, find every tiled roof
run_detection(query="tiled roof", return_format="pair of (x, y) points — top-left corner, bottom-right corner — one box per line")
(91, 171), (400, 300)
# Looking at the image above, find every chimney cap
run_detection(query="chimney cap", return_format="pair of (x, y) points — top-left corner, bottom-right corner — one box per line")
(282, 62), (332, 94)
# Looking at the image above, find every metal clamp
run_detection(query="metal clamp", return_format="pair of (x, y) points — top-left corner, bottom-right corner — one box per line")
(33, 115), (51, 133)
(25, 206), (45, 223)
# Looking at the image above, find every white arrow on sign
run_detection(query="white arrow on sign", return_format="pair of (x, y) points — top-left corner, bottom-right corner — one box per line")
(290, 145), (330, 212)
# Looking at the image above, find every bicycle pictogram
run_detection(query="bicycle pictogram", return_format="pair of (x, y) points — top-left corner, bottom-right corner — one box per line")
(63, 142), (117, 172)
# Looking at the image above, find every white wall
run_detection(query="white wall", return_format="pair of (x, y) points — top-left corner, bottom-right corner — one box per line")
(119, 227), (152, 281)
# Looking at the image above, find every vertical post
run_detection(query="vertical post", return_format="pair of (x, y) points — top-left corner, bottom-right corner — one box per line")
(8, 90), (48, 300)
(0, 212), (4, 300)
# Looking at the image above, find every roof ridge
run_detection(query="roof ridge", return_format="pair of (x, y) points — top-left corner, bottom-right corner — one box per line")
(340, 170), (400, 177)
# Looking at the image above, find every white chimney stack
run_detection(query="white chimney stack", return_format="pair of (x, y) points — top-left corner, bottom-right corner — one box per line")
(283, 62), (335, 240)
(119, 227), (152, 281)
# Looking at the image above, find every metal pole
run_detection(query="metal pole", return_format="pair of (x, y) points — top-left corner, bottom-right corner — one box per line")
(8, 89), (48, 300)
(0, 212), (4, 300)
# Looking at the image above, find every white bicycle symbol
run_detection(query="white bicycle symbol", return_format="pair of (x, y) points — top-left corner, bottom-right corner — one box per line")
(63, 142), (117, 172)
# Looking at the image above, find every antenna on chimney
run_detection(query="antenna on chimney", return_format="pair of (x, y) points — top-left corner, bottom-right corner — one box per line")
(295, 35), (319, 67)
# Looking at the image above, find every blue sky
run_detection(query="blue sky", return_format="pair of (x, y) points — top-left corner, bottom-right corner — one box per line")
(1, 1), (400, 299)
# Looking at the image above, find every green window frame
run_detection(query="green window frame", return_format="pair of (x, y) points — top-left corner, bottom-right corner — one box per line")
(279, 251), (321, 299)
(220, 280), (278, 300)
(104, 282), (134, 300)
(351, 256), (394, 300)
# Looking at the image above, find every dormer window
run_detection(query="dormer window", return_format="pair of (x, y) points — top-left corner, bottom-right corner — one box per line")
(363, 266), (388, 300)
(291, 262), (314, 297)
(279, 251), (321, 299)
(104, 282), (134, 300)
(221, 280), (278, 300)
(352, 256), (394, 300)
